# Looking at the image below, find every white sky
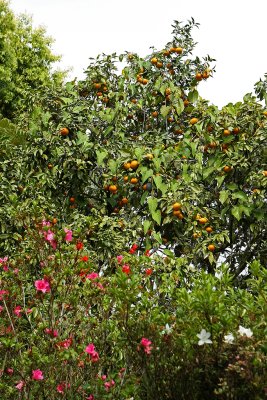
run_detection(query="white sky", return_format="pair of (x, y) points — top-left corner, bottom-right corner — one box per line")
(10, 0), (267, 108)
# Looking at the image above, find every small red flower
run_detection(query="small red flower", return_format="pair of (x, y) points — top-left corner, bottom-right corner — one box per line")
(76, 242), (84, 251)
(145, 268), (153, 276)
(81, 255), (89, 262)
(122, 264), (131, 274)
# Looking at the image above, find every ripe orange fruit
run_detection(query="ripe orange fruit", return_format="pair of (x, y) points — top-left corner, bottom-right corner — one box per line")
(69, 197), (75, 203)
(123, 162), (131, 170)
(223, 166), (232, 173)
(112, 176), (118, 182)
(60, 127), (69, 136)
(156, 62), (163, 68)
(130, 177), (138, 184)
(152, 111), (159, 118)
(202, 70), (210, 79)
(131, 98), (137, 104)
(52, 218), (57, 225)
(175, 47), (183, 54)
(198, 217), (208, 224)
(205, 227), (213, 233)
(123, 176), (129, 182)
(190, 117), (199, 125)
(165, 88), (171, 96)
(109, 185), (117, 193)
(233, 127), (240, 134)
(121, 197), (128, 204)
(96, 91), (103, 97)
(208, 244), (215, 252)
(263, 111), (267, 116)
(167, 117), (174, 123)
(172, 202), (182, 210)
(130, 160), (139, 169)
(262, 170), (267, 177)
(142, 78), (149, 85)
(173, 210), (182, 217)
(163, 50), (170, 57)
(174, 128), (183, 135)
(151, 57), (158, 64)
(183, 99), (190, 107)
(195, 72), (203, 81)
(177, 212), (184, 220)
(207, 125), (213, 132)
(93, 83), (101, 89)
(223, 129), (231, 136)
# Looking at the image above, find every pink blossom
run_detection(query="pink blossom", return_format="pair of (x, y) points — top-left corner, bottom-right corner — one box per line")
(42, 220), (51, 227)
(116, 255), (123, 263)
(0, 256), (8, 264)
(15, 380), (25, 391)
(140, 337), (153, 354)
(85, 343), (99, 362)
(0, 305), (4, 313)
(56, 338), (72, 349)
(0, 289), (9, 300)
(43, 229), (57, 249)
(26, 308), (33, 314)
(35, 279), (51, 293)
(13, 268), (19, 274)
(32, 369), (44, 380)
(45, 328), (58, 337)
(86, 272), (99, 280)
(104, 379), (115, 392)
(64, 228), (73, 242)
(14, 305), (23, 317)
(86, 395), (95, 400)
(57, 382), (70, 393)
(6, 368), (13, 375)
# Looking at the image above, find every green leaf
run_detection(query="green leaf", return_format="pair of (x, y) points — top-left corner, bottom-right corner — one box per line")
(153, 175), (167, 195)
(232, 191), (247, 202)
(153, 231), (162, 244)
(147, 197), (158, 214)
(160, 105), (171, 117)
(96, 149), (108, 166)
(152, 209), (161, 225)
(143, 220), (151, 234)
(173, 98), (184, 115)
(140, 167), (154, 184)
(219, 190), (229, 204)
(188, 89), (198, 103)
(231, 206), (243, 221)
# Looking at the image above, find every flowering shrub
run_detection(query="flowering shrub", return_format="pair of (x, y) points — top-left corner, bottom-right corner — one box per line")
(0, 222), (266, 399)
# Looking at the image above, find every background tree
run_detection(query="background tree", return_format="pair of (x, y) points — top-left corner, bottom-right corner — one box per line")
(0, 0), (65, 120)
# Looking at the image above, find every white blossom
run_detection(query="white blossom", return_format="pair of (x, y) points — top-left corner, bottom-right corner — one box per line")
(197, 329), (212, 345)
(224, 333), (234, 344)
(238, 325), (253, 338)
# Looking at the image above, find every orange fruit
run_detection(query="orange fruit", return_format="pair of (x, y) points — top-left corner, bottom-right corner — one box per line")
(174, 128), (183, 135)
(109, 185), (117, 193)
(202, 70), (210, 79)
(163, 50), (170, 56)
(208, 244), (215, 252)
(207, 125), (213, 132)
(152, 111), (159, 118)
(165, 88), (171, 96)
(60, 127), (69, 136)
(52, 218), (57, 225)
(223, 129), (231, 136)
(156, 62), (163, 68)
(190, 117), (199, 125)
(195, 72), (203, 81)
(223, 166), (232, 173)
(205, 227), (213, 233)
(130, 177), (138, 184)
(198, 217), (208, 224)
(96, 91), (102, 97)
(151, 57), (158, 64)
(142, 78), (148, 85)
(48, 163), (53, 169)
(130, 160), (139, 169)
(175, 47), (183, 54)
(172, 202), (182, 210)
(69, 197), (75, 203)
(173, 210), (182, 217)
(183, 99), (190, 107)
(93, 83), (101, 89)
(262, 171), (267, 177)
(131, 98), (137, 104)
(233, 127), (240, 134)
(123, 176), (129, 182)
(263, 111), (267, 116)
(121, 197), (128, 204)
(123, 162), (131, 170)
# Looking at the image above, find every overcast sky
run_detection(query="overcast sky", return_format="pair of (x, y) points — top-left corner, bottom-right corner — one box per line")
(10, 0), (267, 108)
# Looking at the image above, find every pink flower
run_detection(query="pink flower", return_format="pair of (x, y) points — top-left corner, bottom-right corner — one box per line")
(57, 382), (70, 393)
(42, 220), (51, 227)
(116, 255), (123, 263)
(0, 305), (4, 313)
(14, 305), (23, 317)
(0, 256), (8, 264)
(86, 272), (99, 280)
(56, 338), (72, 349)
(6, 368), (14, 375)
(15, 380), (25, 391)
(0, 289), (9, 300)
(86, 395), (95, 400)
(85, 343), (99, 362)
(45, 328), (58, 337)
(140, 337), (153, 354)
(35, 279), (51, 293)
(122, 264), (131, 275)
(64, 228), (73, 242)
(43, 230), (57, 249)
(32, 369), (44, 380)
(104, 379), (115, 391)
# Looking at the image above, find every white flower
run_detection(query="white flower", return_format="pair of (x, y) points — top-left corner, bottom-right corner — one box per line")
(238, 325), (253, 338)
(224, 333), (234, 344)
(197, 329), (212, 345)
(161, 323), (172, 335)
(215, 270), (223, 280)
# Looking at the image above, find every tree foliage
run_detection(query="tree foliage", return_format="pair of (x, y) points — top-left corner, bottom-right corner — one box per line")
(0, 0), (65, 120)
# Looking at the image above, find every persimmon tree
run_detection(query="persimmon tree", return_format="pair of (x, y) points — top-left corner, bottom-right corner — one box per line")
(1, 19), (266, 279)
